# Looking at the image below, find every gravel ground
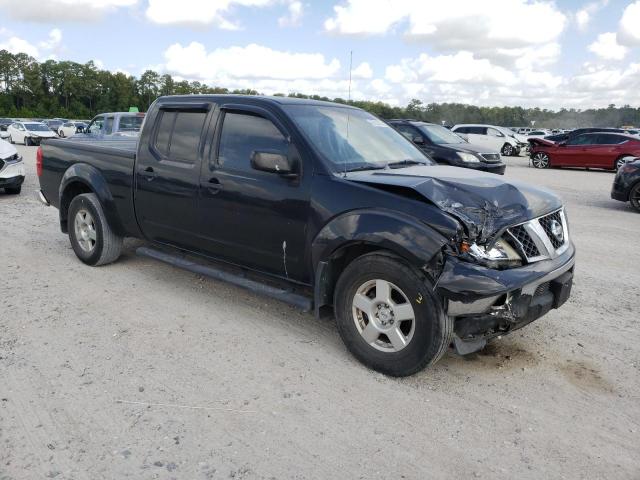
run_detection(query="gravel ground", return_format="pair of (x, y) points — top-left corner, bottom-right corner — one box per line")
(1, 145), (639, 480)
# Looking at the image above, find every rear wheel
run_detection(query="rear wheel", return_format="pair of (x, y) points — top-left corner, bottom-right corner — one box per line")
(630, 183), (640, 212)
(334, 253), (452, 376)
(501, 143), (514, 156)
(532, 152), (550, 168)
(68, 193), (123, 266)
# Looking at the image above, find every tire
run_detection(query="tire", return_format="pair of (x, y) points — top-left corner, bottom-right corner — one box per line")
(333, 253), (453, 376)
(531, 152), (550, 168)
(9, 135), (13, 144)
(630, 183), (640, 213)
(24, 136), (30, 146)
(68, 193), (123, 266)
(5, 185), (21, 194)
(59, 130), (65, 138)
(501, 143), (514, 156)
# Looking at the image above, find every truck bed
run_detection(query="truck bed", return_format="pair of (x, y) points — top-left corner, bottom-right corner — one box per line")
(39, 136), (140, 237)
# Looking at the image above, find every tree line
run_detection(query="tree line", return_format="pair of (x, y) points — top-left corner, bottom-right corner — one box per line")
(2, 49), (640, 128)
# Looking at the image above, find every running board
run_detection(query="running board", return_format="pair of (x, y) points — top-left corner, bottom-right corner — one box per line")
(136, 246), (313, 312)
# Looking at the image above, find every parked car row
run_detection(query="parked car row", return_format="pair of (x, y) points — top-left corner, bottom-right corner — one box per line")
(1, 112), (145, 146)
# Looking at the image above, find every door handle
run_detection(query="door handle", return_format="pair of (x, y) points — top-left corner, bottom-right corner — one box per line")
(207, 177), (223, 194)
(141, 166), (155, 181)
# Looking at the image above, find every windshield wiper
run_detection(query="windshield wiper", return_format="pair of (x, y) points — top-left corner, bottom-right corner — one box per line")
(344, 164), (387, 172)
(386, 159), (429, 169)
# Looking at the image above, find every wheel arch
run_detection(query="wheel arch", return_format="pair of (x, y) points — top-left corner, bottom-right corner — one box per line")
(311, 209), (449, 318)
(59, 163), (124, 235)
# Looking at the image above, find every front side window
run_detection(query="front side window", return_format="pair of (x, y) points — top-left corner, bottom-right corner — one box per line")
(218, 112), (288, 171)
(88, 116), (104, 134)
(568, 134), (595, 146)
(487, 128), (503, 137)
(285, 105), (428, 171)
(393, 124), (418, 141)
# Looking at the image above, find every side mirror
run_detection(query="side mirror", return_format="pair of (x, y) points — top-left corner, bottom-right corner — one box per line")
(251, 151), (297, 177)
(412, 135), (425, 145)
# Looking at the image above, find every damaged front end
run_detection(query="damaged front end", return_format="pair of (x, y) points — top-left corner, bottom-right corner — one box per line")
(436, 207), (575, 355)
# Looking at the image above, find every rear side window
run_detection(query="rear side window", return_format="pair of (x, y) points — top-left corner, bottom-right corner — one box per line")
(217, 112), (288, 172)
(487, 128), (503, 137)
(119, 115), (144, 132)
(596, 134), (627, 145)
(153, 110), (207, 163)
(394, 124), (418, 140)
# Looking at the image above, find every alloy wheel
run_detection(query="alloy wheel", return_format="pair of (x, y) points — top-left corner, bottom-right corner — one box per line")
(532, 152), (549, 168)
(502, 144), (513, 156)
(74, 209), (97, 252)
(351, 279), (416, 353)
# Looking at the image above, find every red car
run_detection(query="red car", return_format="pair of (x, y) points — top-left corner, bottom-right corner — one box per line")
(529, 132), (640, 171)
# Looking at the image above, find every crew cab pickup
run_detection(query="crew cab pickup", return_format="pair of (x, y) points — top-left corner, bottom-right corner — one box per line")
(36, 95), (576, 376)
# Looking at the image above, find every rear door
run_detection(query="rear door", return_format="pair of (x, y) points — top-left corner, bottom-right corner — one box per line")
(135, 102), (213, 250)
(197, 105), (311, 282)
(595, 134), (628, 168)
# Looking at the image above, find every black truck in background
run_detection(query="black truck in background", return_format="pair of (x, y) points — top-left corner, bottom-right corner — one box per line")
(36, 95), (575, 376)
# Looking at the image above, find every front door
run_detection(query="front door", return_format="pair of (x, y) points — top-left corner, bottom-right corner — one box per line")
(135, 103), (213, 250)
(197, 106), (311, 282)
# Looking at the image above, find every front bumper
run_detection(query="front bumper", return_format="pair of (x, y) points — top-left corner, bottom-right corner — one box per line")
(0, 161), (25, 185)
(0, 174), (24, 188)
(611, 176), (630, 201)
(437, 242), (575, 353)
(460, 162), (506, 175)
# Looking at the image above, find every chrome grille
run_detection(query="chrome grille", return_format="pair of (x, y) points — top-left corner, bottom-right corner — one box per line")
(506, 209), (569, 264)
(508, 225), (540, 258)
(538, 210), (564, 249)
(481, 153), (501, 163)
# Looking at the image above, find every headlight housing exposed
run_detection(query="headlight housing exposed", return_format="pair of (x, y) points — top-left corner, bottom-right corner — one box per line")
(457, 152), (481, 163)
(461, 238), (522, 269)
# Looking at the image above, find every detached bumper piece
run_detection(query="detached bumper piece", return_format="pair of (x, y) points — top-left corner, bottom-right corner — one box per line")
(438, 245), (575, 354)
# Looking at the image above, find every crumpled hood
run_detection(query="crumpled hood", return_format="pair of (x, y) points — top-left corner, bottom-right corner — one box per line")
(0, 139), (18, 159)
(345, 165), (562, 242)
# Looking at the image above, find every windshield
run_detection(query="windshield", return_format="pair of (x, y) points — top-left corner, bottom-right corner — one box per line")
(25, 123), (50, 131)
(284, 105), (429, 171)
(48, 121), (62, 128)
(416, 124), (465, 144)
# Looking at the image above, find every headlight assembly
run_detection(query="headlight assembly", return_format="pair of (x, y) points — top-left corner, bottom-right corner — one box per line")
(461, 238), (522, 268)
(457, 152), (481, 163)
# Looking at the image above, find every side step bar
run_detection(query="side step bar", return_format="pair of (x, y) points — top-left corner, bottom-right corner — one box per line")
(136, 246), (313, 312)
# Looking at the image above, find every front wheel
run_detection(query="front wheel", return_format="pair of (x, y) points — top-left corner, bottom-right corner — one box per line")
(630, 183), (640, 212)
(68, 193), (123, 266)
(334, 253), (452, 376)
(24, 137), (30, 146)
(59, 130), (65, 138)
(501, 143), (514, 156)
(8, 135), (13, 144)
(531, 152), (550, 168)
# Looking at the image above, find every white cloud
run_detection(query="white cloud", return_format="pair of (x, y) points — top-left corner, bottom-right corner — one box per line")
(618, 1), (640, 46)
(325, 0), (566, 61)
(588, 32), (628, 60)
(352, 62), (372, 79)
(0, 28), (64, 60)
(278, 1), (303, 27)
(575, 0), (609, 31)
(0, 0), (137, 22)
(163, 42), (341, 81)
(146, 0), (300, 28)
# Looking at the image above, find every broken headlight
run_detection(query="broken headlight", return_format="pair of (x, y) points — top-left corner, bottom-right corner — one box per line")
(462, 238), (522, 269)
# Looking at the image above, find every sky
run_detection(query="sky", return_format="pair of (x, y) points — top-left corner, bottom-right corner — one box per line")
(1, 0), (640, 110)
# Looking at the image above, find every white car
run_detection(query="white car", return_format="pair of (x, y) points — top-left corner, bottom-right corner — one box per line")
(525, 129), (552, 140)
(0, 139), (25, 194)
(58, 121), (87, 138)
(7, 121), (56, 146)
(451, 124), (522, 156)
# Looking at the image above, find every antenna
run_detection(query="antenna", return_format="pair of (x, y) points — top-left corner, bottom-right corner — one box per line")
(343, 50), (353, 178)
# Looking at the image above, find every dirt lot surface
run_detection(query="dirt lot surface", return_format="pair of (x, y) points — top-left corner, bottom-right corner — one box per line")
(1, 145), (639, 480)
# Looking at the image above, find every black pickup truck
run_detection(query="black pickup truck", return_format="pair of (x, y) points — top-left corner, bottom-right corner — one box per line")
(36, 95), (575, 376)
